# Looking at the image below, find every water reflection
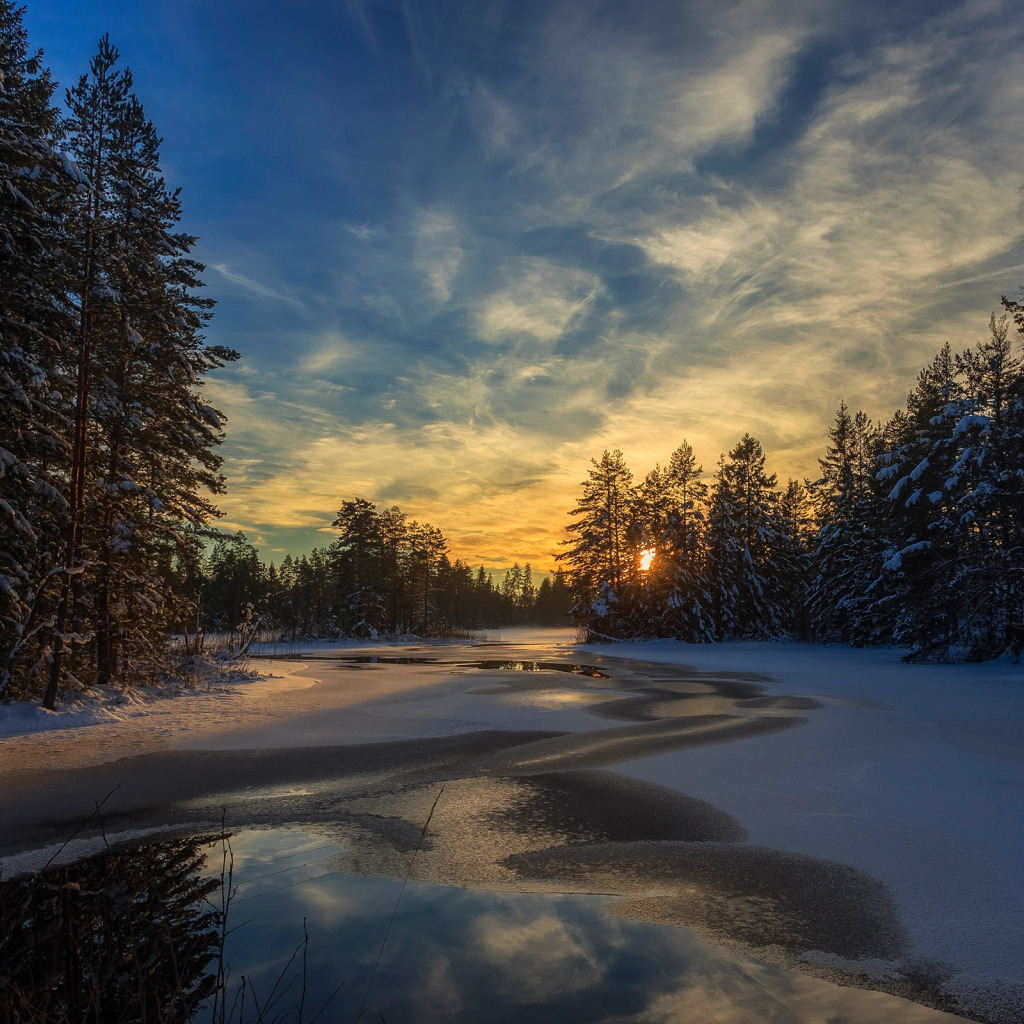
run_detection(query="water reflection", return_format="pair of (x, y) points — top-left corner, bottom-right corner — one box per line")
(216, 828), (963, 1024)
(1, 827), (968, 1024)
(250, 653), (612, 676)
(462, 660), (611, 678)
(0, 834), (222, 1024)
(251, 654), (440, 664)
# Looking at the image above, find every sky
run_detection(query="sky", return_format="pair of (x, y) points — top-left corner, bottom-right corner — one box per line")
(24, 0), (1024, 573)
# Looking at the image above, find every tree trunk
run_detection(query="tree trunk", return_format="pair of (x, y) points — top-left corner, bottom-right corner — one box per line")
(43, 305), (91, 708)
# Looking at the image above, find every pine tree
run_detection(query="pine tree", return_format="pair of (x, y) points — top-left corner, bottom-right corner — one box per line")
(520, 562), (535, 618)
(776, 478), (814, 638)
(0, 2), (82, 698)
(85, 69), (232, 683)
(940, 312), (1024, 656)
(622, 465), (670, 636)
(37, 37), (236, 704)
(378, 506), (407, 631)
(332, 498), (387, 635)
(810, 403), (892, 644)
(661, 441), (714, 641)
(707, 434), (788, 638)
(436, 556), (474, 626)
(533, 569), (573, 625)
(500, 562), (522, 605)
(559, 449), (634, 635)
(876, 345), (965, 657)
(42, 37), (132, 704)
(867, 320), (1024, 660)
(472, 564), (490, 624)
(406, 521), (446, 633)
(203, 533), (265, 632)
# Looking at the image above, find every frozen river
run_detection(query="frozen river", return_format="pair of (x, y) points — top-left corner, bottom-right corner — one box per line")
(1, 629), (1021, 1022)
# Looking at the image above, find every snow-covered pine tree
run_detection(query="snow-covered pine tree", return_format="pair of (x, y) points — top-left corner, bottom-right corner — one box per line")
(559, 449), (634, 637)
(41, 37), (236, 704)
(876, 344), (966, 658)
(661, 440), (714, 642)
(624, 464), (672, 635)
(42, 36), (133, 705)
(810, 402), (893, 644)
(88, 74), (232, 684)
(940, 312), (1024, 657)
(631, 464), (664, 556)
(0, 2), (80, 698)
(707, 434), (788, 638)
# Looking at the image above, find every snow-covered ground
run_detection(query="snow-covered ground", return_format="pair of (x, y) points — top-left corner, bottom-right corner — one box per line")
(571, 639), (1024, 992)
(2, 629), (1021, 1015)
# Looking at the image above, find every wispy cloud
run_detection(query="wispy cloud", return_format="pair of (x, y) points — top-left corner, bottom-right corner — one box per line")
(343, 222), (385, 241)
(209, 263), (307, 309)
(299, 331), (362, 374)
(188, 0), (1024, 567)
(414, 207), (465, 303)
(477, 258), (602, 344)
(948, 262), (1024, 287)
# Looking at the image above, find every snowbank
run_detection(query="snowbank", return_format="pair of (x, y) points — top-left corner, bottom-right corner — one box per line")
(573, 639), (1024, 991)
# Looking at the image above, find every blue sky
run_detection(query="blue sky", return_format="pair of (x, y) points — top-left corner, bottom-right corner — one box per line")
(26, 0), (1024, 570)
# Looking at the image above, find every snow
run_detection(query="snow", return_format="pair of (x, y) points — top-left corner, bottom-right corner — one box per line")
(955, 414), (990, 437)
(2, 629), (1022, 1005)
(884, 539), (931, 570)
(574, 638), (1024, 989)
(910, 457), (930, 481)
(57, 150), (90, 186)
(0, 662), (298, 741)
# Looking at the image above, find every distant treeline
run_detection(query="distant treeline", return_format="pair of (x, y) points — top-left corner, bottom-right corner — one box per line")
(562, 307), (1024, 662)
(197, 500), (574, 640)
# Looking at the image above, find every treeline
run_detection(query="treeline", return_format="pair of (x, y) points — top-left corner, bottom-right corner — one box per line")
(199, 500), (574, 640)
(562, 306), (1024, 663)
(0, 8), (234, 702)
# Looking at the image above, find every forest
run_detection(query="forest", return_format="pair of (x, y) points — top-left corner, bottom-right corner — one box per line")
(562, 309), (1024, 663)
(4, 1), (1024, 712)
(199, 509), (574, 643)
(0, 9), (240, 705)
(198, 313), (1024, 667)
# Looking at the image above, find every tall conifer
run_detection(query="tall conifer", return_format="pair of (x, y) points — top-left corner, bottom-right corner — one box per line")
(707, 434), (787, 638)
(0, 3), (79, 697)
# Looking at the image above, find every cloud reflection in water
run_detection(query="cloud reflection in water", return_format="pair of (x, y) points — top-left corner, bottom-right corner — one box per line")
(217, 827), (959, 1024)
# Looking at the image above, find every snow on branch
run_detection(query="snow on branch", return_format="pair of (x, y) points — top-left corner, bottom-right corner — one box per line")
(883, 540), (931, 571)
